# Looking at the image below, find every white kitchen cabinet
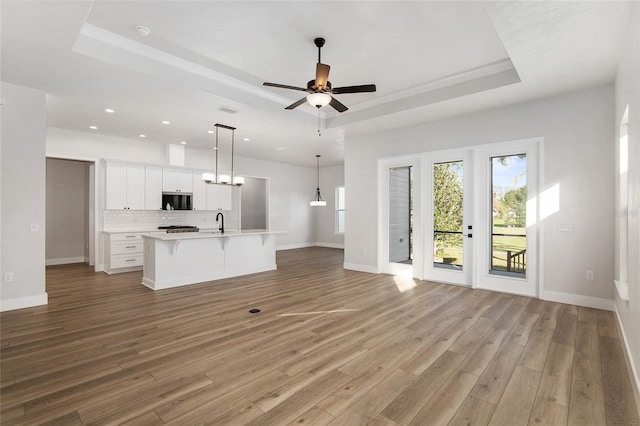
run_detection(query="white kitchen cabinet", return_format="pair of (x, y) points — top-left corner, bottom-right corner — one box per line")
(105, 162), (145, 210)
(162, 168), (193, 192)
(192, 172), (207, 211)
(206, 184), (233, 211)
(104, 232), (148, 273)
(145, 166), (163, 210)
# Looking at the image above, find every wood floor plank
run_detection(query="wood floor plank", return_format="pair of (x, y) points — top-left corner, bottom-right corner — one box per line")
(488, 365), (541, 426)
(529, 396), (568, 425)
(327, 369), (415, 426)
(536, 342), (574, 407)
(286, 406), (335, 426)
(245, 369), (351, 426)
(470, 341), (525, 405)
(449, 395), (496, 426)
(381, 350), (465, 425)
(568, 357), (606, 426)
(408, 370), (478, 426)
(1, 248), (636, 426)
(575, 320), (600, 361)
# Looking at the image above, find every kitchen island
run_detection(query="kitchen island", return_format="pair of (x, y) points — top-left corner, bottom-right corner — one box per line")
(140, 230), (284, 290)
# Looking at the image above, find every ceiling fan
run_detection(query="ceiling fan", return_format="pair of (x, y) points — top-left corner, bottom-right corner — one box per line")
(263, 37), (376, 113)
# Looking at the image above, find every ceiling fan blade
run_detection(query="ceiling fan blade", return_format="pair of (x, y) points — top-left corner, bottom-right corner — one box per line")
(329, 96), (348, 113)
(263, 82), (308, 92)
(331, 84), (377, 94)
(285, 97), (308, 110)
(314, 63), (330, 90)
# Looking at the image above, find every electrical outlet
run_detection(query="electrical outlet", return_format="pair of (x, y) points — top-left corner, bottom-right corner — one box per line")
(586, 270), (594, 281)
(4, 272), (14, 283)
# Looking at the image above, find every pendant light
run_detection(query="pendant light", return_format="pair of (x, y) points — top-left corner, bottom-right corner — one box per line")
(310, 154), (326, 207)
(202, 123), (244, 185)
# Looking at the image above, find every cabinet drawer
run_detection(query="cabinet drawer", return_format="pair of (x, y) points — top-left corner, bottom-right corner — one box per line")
(110, 233), (145, 242)
(111, 241), (143, 255)
(111, 254), (144, 268)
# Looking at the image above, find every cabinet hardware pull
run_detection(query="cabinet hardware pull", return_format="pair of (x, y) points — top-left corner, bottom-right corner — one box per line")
(126, 236), (136, 238)
(125, 259), (136, 262)
(126, 246), (136, 248)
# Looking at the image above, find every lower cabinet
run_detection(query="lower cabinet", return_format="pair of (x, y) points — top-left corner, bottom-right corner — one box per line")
(104, 232), (148, 273)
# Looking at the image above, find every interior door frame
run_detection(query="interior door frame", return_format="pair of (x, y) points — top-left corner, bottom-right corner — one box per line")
(378, 155), (423, 279)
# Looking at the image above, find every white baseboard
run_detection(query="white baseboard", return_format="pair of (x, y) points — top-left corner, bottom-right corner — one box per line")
(0, 293), (48, 312)
(614, 304), (640, 404)
(315, 243), (345, 249)
(276, 243), (315, 251)
(541, 290), (614, 311)
(46, 256), (87, 266)
(343, 262), (379, 274)
(95, 263), (104, 272)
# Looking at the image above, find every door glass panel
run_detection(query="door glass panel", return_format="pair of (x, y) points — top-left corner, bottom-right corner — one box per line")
(388, 166), (413, 264)
(433, 161), (463, 269)
(490, 154), (527, 277)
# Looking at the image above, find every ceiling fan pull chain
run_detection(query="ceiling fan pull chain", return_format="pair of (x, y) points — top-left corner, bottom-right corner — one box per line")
(318, 110), (321, 136)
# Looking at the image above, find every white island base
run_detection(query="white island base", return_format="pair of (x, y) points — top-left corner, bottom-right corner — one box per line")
(141, 230), (282, 290)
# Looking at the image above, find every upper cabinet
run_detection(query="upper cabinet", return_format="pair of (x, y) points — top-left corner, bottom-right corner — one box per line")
(145, 166), (163, 210)
(192, 172), (207, 211)
(206, 184), (233, 211)
(105, 163), (145, 210)
(163, 169), (193, 193)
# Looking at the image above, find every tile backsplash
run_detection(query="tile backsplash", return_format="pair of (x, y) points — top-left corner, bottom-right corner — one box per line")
(103, 210), (239, 231)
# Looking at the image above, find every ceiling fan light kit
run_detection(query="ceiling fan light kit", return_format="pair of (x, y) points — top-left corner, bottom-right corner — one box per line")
(263, 37), (377, 115)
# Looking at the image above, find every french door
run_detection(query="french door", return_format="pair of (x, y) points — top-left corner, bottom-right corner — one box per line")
(380, 139), (540, 297)
(424, 149), (473, 286)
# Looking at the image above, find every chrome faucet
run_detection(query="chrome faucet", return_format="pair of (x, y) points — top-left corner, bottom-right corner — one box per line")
(216, 212), (224, 234)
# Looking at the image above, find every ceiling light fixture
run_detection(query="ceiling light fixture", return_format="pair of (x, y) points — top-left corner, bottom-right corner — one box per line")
(89, 125), (98, 130)
(202, 124), (244, 185)
(310, 154), (326, 207)
(162, 120), (170, 125)
(180, 141), (187, 145)
(208, 130), (214, 134)
(243, 138), (250, 142)
(306, 92), (331, 108)
(105, 108), (115, 113)
(138, 134), (146, 138)
(136, 26), (150, 37)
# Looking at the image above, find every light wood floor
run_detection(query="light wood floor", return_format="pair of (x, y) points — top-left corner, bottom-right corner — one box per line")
(1, 247), (638, 425)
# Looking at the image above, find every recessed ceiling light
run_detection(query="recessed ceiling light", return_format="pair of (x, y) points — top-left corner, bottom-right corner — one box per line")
(207, 130), (214, 134)
(213, 147), (218, 150)
(104, 108), (115, 113)
(136, 26), (150, 37)
(276, 147), (288, 151)
(180, 141), (187, 145)
(139, 134), (146, 138)
(243, 138), (250, 142)
(89, 125), (98, 130)
(162, 120), (170, 125)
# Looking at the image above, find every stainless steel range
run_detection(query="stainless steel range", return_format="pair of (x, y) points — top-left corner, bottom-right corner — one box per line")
(158, 225), (199, 233)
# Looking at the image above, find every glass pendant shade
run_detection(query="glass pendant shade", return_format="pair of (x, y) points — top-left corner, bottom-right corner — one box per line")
(310, 154), (326, 207)
(307, 92), (331, 108)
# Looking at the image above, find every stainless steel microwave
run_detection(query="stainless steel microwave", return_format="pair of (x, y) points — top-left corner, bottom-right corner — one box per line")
(162, 192), (192, 210)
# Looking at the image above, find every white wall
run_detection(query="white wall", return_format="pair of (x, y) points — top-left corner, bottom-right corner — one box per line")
(47, 127), (317, 251)
(614, 1), (640, 396)
(46, 158), (88, 264)
(0, 82), (48, 311)
(345, 85), (615, 304)
(315, 164), (345, 248)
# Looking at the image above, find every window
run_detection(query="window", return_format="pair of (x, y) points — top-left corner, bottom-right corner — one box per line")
(490, 154), (527, 277)
(336, 186), (345, 234)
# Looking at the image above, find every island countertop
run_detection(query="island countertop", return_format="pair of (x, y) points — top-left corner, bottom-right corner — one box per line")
(141, 229), (285, 241)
